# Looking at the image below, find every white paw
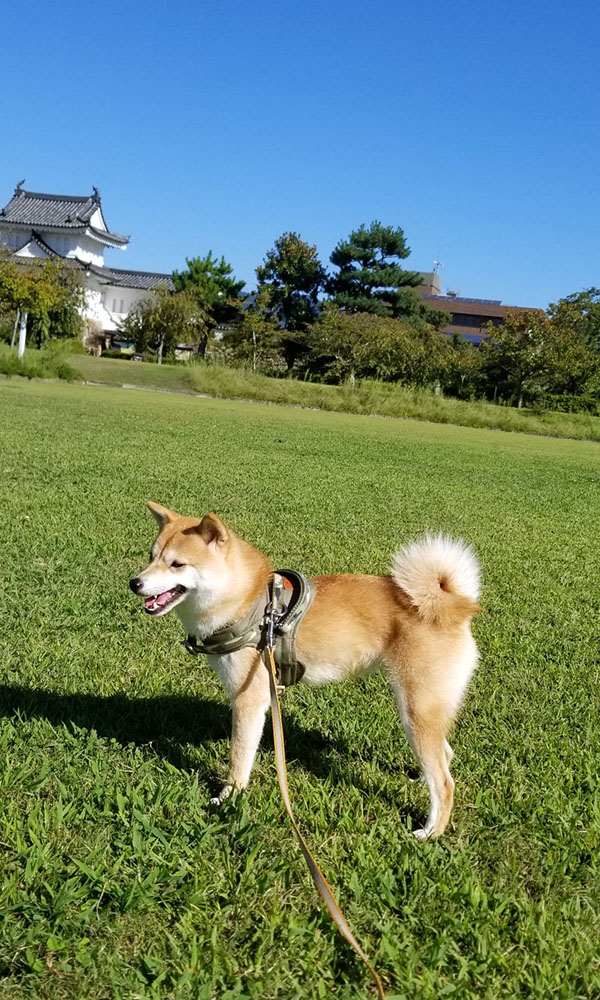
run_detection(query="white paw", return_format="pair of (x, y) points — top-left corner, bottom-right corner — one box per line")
(413, 827), (432, 841)
(210, 783), (234, 806)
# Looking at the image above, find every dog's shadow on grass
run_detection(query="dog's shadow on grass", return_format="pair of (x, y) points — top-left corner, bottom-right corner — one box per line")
(0, 686), (414, 811)
(0, 684), (367, 793)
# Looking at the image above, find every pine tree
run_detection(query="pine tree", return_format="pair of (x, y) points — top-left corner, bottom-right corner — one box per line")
(256, 232), (325, 368)
(328, 221), (447, 329)
(172, 252), (245, 331)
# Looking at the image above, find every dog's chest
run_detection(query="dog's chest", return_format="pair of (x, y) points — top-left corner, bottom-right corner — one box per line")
(176, 600), (224, 643)
(205, 650), (253, 698)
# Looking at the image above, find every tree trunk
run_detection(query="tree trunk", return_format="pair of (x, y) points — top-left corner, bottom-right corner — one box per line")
(157, 333), (164, 365)
(11, 308), (20, 349)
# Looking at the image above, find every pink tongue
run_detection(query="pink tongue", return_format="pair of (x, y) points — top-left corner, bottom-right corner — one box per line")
(145, 590), (177, 610)
(156, 589), (177, 607)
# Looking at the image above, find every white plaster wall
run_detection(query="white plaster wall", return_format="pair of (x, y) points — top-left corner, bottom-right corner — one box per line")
(13, 240), (48, 259)
(102, 284), (153, 320)
(44, 233), (80, 259)
(0, 227), (105, 265)
(61, 233), (105, 266)
(73, 276), (154, 333)
(82, 278), (117, 331)
(89, 207), (104, 230)
(0, 229), (24, 251)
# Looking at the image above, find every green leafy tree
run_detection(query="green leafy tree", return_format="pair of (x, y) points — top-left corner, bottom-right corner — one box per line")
(28, 264), (84, 347)
(441, 335), (484, 399)
(548, 288), (600, 354)
(307, 305), (450, 386)
(172, 252), (245, 352)
(0, 249), (23, 321)
(0, 250), (84, 348)
(481, 310), (552, 407)
(327, 221), (448, 329)
(256, 232), (325, 326)
(543, 317), (599, 395)
(120, 288), (209, 363)
(482, 309), (599, 405)
(221, 289), (284, 372)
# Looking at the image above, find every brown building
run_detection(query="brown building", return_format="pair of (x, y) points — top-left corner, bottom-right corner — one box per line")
(416, 271), (535, 344)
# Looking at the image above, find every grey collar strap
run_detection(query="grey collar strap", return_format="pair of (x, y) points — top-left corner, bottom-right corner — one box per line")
(184, 569), (316, 688)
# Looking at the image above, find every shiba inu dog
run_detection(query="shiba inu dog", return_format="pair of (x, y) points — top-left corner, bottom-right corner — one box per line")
(130, 503), (481, 838)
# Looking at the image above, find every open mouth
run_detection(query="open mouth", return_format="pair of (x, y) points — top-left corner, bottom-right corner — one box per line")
(144, 585), (187, 616)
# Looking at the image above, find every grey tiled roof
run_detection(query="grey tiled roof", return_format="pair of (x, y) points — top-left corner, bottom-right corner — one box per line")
(0, 184), (129, 245)
(87, 263), (174, 291)
(11, 249), (174, 292)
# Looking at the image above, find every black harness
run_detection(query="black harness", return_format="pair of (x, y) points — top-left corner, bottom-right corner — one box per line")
(183, 569), (316, 688)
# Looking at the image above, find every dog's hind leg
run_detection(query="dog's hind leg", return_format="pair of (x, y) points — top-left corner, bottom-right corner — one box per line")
(391, 681), (455, 839)
(410, 725), (454, 839)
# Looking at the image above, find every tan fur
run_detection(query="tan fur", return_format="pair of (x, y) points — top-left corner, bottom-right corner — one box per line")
(131, 506), (481, 838)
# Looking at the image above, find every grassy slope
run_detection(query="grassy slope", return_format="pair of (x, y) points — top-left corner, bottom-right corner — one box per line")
(69, 353), (600, 442)
(0, 380), (599, 999)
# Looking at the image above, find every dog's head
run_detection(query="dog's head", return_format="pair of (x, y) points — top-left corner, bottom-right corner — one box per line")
(129, 502), (231, 617)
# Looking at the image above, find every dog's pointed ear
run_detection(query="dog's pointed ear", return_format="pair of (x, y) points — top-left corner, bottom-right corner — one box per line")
(147, 502), (178, 528)
(197, 513), (229, 547)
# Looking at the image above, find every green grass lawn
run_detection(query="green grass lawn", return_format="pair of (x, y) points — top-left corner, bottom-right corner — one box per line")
(68, 353), (600, 442)
(0, 379), (599, 999)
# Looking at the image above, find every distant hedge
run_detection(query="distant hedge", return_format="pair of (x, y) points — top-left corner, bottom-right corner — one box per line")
(101, 349), (133, 360)
(535, 393), (600, 416)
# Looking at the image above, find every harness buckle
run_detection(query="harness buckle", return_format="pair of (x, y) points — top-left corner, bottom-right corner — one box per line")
(264, 601), (275, 649)
(264, 579), (286, 651)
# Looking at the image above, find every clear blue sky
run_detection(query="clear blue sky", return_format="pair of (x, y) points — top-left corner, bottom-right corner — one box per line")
(2, 0), (598, 308)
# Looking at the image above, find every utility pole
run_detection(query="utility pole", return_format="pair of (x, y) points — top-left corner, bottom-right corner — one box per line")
(17, 311), (28, 359)
(10, 308), (20, 349)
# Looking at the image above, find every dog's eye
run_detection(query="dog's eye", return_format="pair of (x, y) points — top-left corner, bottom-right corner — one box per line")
(171, 560), (186, 569)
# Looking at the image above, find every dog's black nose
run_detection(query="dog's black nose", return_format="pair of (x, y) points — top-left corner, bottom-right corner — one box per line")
(129, 577), (143, 594)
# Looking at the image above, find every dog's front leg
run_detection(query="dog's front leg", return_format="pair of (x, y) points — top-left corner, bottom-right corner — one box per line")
(209, 649), (270, 805)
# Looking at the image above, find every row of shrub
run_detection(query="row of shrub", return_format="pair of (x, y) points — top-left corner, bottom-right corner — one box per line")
(4, 339), (600, 420)
(0, 342), (78, 381)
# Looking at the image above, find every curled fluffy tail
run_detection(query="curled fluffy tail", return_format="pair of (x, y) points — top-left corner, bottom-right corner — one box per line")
(392, 534), (481, 626)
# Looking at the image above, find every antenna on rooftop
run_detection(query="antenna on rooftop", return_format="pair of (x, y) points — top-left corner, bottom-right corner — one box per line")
(433, 259), (443, 275)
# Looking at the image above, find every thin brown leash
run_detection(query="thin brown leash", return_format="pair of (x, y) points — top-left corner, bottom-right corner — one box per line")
(264, 645), (386, 999)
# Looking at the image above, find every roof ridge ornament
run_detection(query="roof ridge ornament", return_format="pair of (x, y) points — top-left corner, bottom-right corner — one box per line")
(15, 179), (25, 196)
(92, 186), (100, 201)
